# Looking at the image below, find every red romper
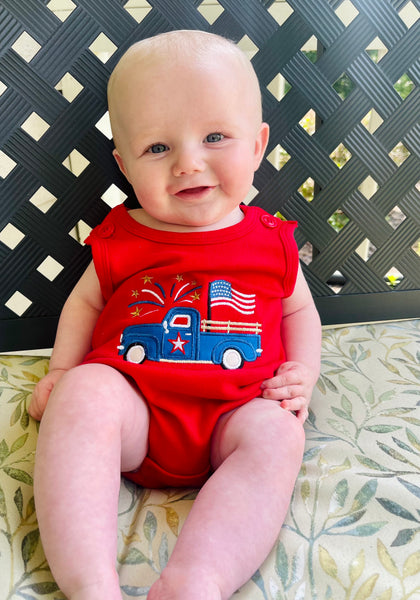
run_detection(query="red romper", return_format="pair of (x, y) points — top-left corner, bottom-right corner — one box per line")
(84, 204), (299, 488)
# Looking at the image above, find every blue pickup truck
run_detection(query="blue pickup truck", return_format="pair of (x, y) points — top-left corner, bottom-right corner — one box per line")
(117, 307), (262, 370)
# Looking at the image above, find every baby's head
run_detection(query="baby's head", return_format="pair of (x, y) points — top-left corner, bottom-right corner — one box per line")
(107, 30), (269, 230)
(108, 30), (263, 148)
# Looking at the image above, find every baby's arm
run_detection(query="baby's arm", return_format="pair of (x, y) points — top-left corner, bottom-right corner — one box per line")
(261, 264), (321, 422)
(29, 262), (105, 420)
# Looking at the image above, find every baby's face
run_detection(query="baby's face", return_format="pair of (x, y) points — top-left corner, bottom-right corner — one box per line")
(110, 51), (269, 231)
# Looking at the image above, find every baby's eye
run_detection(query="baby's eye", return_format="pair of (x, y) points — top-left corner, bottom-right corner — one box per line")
(205, 133), (224, 143)
(147, 143), (168, 154)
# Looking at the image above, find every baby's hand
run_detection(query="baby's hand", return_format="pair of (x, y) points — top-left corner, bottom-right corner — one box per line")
(261, 361), (316, 423)
(28, 369), (67, 421)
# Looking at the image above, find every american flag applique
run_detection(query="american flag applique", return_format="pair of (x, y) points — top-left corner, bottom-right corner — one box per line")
(209, 280), (256, 315)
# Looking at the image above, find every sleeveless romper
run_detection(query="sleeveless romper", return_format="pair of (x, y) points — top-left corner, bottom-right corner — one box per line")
(84, 204), (299, 487)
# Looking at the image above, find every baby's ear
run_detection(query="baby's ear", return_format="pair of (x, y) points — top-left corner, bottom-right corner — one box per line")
(253, 122), (270, 170)
(113, 149), (129, 180)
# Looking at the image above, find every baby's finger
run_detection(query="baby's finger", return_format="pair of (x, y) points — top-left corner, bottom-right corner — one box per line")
(280, 397), (309, 423)
(28, 386), (47, 421)
(295, 406), (309, 424)
(262, 383), (304, 401)
(280, 396), (307, 412)
(262, 368), (302, 391)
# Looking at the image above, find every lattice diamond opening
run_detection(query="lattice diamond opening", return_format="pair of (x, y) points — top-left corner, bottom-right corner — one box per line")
(266, 145), (291, 171)
(333, 72), (355, 100)
(385, 268), (404, 288)
(89, 33), (118, 64)
(123, 0), (152, 23)
(11, 32), (41, 62)
(0, 224), (25, 250)
(267, 1), (294, 26)
(386, 206), (406, 230)
(5, 292), (33, 317)
(0, 151), (17, 179)
(330, 143), (352, 169)
(398, 1), (420, 28)
(55, 73), (84, 102)
(0, 81), (7, 96)
(244, 185), (259, 205)
(62, 150), (90, 176)
(95, 112), (113, 140)
(366, 37), (388, 63)
(198, 0), (224, 24)
(389, 142), (410, 167)
(328, 209), (350, 232)
(299, 242), (313, 266)
(267, 73), (291, 102)
(335, 0), (359, 26)
(37, 256), (64, 282)
(329, 271), (347, 294)
(393, 74), (415, 99)
(299, 110), (316, 136)
(237, 36), (259, 59)
(358, 176), (378, 200)
(102, 184), (128, 209)
(21, 113), (50, 141)
(301, 36), (319, 62)
(69, 221), (92, 245)
(46, 0), (76, 21)
(29, 187), (57, 213)
(356, 239), (377, 262)
(361, 109), (384, 133)
(299, 178), (316, 202)
(412, 238), (420, 257)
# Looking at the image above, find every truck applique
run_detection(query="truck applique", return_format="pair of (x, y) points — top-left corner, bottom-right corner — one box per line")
(117, 307), (262, 370)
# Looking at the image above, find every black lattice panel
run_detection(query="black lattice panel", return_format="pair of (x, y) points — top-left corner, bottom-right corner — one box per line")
(1, 0), (419, 349)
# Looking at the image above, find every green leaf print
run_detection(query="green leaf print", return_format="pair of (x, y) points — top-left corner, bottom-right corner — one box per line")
(21, 528), (40, 568)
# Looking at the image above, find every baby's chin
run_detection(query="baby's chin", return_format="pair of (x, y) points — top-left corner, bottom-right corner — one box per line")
(175, 206), (245, 232)
(133, 203), (244, 233)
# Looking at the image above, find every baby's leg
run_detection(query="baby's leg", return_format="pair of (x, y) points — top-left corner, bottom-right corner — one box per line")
(34, 364), (149, 600)
(148, 399), (305, 600)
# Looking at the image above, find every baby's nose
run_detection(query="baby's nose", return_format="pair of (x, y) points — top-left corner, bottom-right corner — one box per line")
(172, 146), (205, 176)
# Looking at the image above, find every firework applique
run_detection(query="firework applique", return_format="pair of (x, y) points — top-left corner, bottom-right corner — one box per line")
(128, 276), (202, 320)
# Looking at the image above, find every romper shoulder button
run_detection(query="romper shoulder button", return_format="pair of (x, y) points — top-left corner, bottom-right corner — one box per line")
(260, 214), (278, 228)
(97, 223), (115, 238)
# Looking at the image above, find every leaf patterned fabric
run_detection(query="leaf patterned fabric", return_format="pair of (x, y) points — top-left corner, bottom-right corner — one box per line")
(1, 319), (420, 599)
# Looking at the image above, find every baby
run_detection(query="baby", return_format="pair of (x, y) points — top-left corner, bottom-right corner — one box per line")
(30, 30), (321, 600)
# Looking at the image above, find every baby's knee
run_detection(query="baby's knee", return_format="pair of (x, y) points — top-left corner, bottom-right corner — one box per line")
(244, 405), (306, 484)
(48, 363), (123, 415)
(277, 406), (305, 453)
(213, 399), (305, 467)
(258, 402), (305, 450)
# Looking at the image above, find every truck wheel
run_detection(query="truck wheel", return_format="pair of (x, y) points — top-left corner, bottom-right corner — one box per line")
(125, 344), (146, 364)
(221, 348), (243, 370)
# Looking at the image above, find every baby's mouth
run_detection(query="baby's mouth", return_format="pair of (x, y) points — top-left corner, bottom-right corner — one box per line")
(174, 186), (215, 200)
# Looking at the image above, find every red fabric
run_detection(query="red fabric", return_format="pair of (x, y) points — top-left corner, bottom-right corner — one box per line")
(84, 204), (298, 487)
